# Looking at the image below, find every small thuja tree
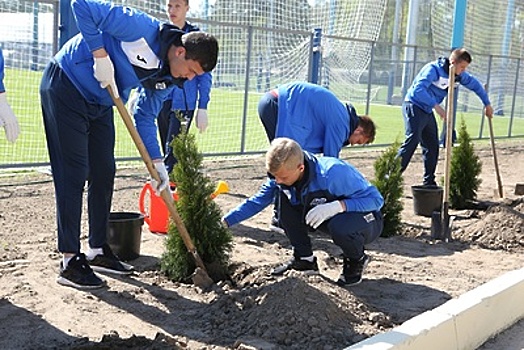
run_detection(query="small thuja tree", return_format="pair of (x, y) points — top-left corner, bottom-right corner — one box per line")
(371, 141), (404, 237)
(449, 118), (482, 209)
(161, 132), (233, 282)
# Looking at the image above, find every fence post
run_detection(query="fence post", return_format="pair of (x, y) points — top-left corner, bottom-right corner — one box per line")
(32, 1), (39, 71)
(508, 57), (520, 137)
(365, 42), (376, 115)
(308, 28), (322, 84)
(240, 26), (254, 154)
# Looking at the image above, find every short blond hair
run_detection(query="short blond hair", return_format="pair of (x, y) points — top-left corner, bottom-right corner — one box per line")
(265, 138), (304, 174)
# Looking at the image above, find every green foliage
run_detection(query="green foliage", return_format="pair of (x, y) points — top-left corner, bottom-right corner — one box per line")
(371, 141), (404, 237)
(449, 118), (482, 209)
(160, 133), (233, 282)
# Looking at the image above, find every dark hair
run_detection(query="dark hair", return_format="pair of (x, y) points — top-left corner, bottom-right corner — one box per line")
(450, 48), (472, 64)
(358, 115), (376, 144)
(182, 31), (219, 72)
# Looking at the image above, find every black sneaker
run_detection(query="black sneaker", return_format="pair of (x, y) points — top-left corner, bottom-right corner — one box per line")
(271, 256), (319, 275)
(337, 254), (371, 286)
(57, 253), (106, 289)
(88, 244), (134, 275)
(269, 216), (285, 234)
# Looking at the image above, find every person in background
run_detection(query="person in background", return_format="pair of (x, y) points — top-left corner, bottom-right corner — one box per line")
(157, 0), (212, 173)
(222, 137), (384, 286)
(258, 81), (377, 232)
(0, 47), (20, 143)
(397, 48), (493, 187)
(40, 0), (218, 289)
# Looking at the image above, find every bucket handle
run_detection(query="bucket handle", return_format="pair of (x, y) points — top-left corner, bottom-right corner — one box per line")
(138, 182), (152, 226)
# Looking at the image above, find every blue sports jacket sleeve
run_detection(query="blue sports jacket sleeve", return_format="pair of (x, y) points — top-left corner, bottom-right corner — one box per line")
(223, 178), (277, 226)
(459, 72), (491, 106)
(133, 86), (173, 159)
(196, 72), (212, 109)
(71, 0), (158, 51)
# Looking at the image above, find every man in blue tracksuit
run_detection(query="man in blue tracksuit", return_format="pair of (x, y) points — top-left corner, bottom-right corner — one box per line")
(157, 0), (212, 173)
(397, 48), (493, 186)
(258, 81), (376, 157)
(258, 81), (377, 232)
(39, 0), (218, 289)
(222, 137), (384, 286)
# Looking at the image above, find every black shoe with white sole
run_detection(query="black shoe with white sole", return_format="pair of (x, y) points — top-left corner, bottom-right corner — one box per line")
(57, 253), (106, 289)
(88, 244), (134, 275)
(337, 254), (370, 286)
(271, 256), (319, 275)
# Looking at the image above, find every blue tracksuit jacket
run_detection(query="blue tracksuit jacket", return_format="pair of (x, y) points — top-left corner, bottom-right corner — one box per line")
(406, 57), (491, 113)
(223, 152), (384, 226)
(275, 82), (358, 158)
(169, 22), (212, 111)
(55, 0), (186, 159)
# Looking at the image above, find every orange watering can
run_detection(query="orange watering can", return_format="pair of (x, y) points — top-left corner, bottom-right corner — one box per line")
(139, 182), (178, 234)
(138, 180), (229, 234)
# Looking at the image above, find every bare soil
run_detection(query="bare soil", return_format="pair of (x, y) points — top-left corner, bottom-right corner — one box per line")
(0, 140), (523, 350)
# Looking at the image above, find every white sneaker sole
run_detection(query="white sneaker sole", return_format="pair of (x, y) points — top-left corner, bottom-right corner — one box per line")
(90, 263), (134, 275)
(269, 224), (285, 234)
(56, 276), (106, 289)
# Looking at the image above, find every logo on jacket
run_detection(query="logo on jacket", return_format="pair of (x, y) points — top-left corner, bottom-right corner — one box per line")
(310, 197), (327, 207)
(121, 38), (159, 69)
(155, 82), (167, 90)
(433, 76), (461, 90)
(433, 77), (449, 90)
(136, 55), (147, 65)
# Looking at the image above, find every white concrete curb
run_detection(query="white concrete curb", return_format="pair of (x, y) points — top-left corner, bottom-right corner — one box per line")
(345, 267), (524, 350)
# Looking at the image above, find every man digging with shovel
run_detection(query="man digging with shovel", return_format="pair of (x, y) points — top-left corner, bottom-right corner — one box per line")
(40, 0), (218, 289)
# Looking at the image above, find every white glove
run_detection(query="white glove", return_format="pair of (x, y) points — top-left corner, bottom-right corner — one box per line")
(93, 56), (119, 98)
(305, 201), (344, 229)
(151, 162), (169, 196)
(0, 93), (20, 143)
(195, 109), (208, 133)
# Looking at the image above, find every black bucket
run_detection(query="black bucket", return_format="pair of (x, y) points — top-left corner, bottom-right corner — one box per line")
(411, 185), (443, 217)
(107, 212), (144, 261)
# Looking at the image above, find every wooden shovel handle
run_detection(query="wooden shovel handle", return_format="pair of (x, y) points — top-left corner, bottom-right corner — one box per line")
(484, 84), (504, 198)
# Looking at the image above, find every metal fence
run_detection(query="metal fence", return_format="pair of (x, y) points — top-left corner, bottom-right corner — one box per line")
(1, 13), (523, 169)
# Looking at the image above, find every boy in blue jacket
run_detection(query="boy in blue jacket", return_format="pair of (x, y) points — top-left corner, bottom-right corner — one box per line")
(222, 137), (384, 286)
(39, 0), (218, 289)
(397, 48), (493, 186)
(157, 0), (213, 173)
(258, 81), (377, 232)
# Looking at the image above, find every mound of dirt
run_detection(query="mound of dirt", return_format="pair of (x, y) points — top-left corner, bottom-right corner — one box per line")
(62, 264), (393, 350)
(193, 264), (392, 349)
(68, 331), (184, 349)
(455, 198), (524, 251)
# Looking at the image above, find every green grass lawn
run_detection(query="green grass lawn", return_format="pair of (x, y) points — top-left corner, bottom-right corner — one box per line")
(1, 67), (523, 168)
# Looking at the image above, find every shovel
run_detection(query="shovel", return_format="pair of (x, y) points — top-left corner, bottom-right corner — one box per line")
(439, 64), (457, 242)
(484, 84), (504, 199)
(107, 86), (213, 289)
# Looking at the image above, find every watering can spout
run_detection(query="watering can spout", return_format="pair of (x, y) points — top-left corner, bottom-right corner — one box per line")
(211, 181), (229, 199)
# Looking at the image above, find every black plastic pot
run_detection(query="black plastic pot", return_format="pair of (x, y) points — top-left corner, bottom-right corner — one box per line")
(107, 212), (144, 261)
(411, 185), (443, 217)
